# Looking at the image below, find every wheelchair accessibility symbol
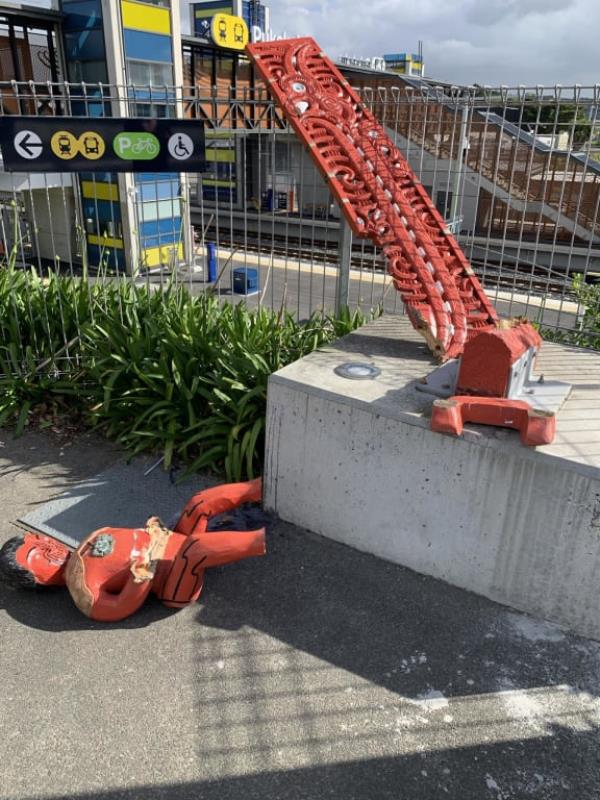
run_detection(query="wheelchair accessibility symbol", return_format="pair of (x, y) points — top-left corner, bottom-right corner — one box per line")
(167, 132), (194, 161)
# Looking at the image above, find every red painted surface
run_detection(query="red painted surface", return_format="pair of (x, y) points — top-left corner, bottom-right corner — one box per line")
(155, 528), (266, 610)
(174, 477), (262, 536)
(246, 37), (498, 360)
(457, 321), (542, 397)
(430, 396), (556, 446)
(15, 533), (70, 586)
(3, 480), (266, 622)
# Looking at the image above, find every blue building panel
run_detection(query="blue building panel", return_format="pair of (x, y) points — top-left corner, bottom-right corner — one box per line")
(140, 217), (182, 238)
(87, 244), (125, 270)
(135, 172), (179, 183)
(83, 198), (121, 224)
(123, 29), (173, 63)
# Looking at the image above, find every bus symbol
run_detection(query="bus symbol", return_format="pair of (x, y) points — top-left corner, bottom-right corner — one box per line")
(83, 135), (100, 155)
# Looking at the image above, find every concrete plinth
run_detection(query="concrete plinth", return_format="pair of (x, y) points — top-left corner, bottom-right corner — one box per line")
(265, 315), (600, 639)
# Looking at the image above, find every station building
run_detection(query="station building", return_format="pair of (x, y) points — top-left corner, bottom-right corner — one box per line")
(0, 0), (189, 273)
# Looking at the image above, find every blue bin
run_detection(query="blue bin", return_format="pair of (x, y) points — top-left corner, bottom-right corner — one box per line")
(232, 267), (259, 295)
(206, 242), (217, 282)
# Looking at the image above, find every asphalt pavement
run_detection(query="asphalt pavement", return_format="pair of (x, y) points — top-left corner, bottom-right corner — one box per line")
(1, 430), (599, 800)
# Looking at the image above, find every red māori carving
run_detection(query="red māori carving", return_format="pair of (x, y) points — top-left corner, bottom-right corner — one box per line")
(456, 321), (542, 397)
(0, 479), (266, 622)
(431, 396), (555, 446)
(246, 37), (498, 359)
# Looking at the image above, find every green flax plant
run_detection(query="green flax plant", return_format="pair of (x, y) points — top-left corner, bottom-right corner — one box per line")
(0, 264), (376, 479)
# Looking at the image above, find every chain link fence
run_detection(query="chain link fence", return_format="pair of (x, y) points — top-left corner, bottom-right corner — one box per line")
(0, 78), (599, 370)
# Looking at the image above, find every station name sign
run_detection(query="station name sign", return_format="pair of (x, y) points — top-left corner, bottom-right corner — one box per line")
(250, 26), (295, 43)
(0, 117), (205, 173)
(339, 55), (386, 72)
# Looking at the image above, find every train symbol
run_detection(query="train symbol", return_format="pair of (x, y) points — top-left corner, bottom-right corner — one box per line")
(57, 135), (72, 155)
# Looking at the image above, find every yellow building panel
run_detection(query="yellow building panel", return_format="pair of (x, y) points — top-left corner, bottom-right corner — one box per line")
(196, 7), (232, 17)
(121, 0), (171, 35)
(143, 243), (184, 268)
(81, 180), (120, 202)
(206, 147), (236, 163)
(87, 234), (124, 249)
(203, 178), (236, 187)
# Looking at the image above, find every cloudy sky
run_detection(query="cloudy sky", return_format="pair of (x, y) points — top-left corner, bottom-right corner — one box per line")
(182, 0), (599, 86)
(24, 0), (599, 86)
(268, 0), (599, 86)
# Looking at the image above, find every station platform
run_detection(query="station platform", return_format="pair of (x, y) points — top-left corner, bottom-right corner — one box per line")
(265, 315), (600, 639)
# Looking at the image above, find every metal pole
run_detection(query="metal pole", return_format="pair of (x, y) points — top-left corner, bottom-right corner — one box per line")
(449, 101), (469, 230)
(335, 214), (351, 314)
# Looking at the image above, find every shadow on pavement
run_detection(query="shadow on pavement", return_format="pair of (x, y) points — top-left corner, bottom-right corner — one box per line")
(192, 519), (600, 703)
(22, 727), (600, 800)
(0, 581), (173, 632)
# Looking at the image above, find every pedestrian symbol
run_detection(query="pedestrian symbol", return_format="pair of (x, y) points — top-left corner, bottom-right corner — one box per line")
(167, 132), (194, 161)
(14, 130), (43, 160)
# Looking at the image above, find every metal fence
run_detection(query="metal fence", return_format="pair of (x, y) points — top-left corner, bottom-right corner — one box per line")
(0, 78), (599, 367)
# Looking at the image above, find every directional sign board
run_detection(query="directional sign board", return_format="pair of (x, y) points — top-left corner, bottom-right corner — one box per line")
(0, 117), (205, 172)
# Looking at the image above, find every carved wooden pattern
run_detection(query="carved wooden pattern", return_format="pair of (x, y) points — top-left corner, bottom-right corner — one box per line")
(247, 37), (498, 359)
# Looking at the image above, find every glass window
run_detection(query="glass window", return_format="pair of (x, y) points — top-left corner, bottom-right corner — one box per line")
(130, 100), (175, 118)
(64, 29), (106, 61)
(70, 100), (112, 117)
(156, 179), (180, 199)
(0, 23), (17, 82)
(63, 1), (103, 30)
(69, 60), (108, 83)
(127, 59), (173, 85)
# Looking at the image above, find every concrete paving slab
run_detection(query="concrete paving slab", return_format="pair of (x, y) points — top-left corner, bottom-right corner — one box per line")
(1, 430), (600, 800)
(18, 457), (198, 548)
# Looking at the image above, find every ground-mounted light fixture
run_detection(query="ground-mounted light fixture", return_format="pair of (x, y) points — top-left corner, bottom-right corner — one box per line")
(334, 362), (381, 380)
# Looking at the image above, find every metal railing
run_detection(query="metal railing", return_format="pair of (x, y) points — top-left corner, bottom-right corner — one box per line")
(0, 78), (598, 370)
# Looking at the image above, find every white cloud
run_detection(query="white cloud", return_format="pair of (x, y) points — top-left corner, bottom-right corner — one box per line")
(18, 0), (600, 86)
(264, 0), (600, 86)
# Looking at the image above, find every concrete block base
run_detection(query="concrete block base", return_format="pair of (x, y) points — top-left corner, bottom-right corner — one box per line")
(265, 316), (600, 640)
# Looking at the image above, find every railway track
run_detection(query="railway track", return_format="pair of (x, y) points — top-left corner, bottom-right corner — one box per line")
(197, 226), (576, 300)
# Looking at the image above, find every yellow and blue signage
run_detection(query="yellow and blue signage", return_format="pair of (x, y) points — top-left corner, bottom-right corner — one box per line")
(0, 117), (206, 173)
(210, 13), (249, 50)
(194, 0), (234, 39)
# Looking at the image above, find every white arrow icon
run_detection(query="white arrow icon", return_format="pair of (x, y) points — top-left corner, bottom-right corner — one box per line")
(14, 130), (43, 160)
